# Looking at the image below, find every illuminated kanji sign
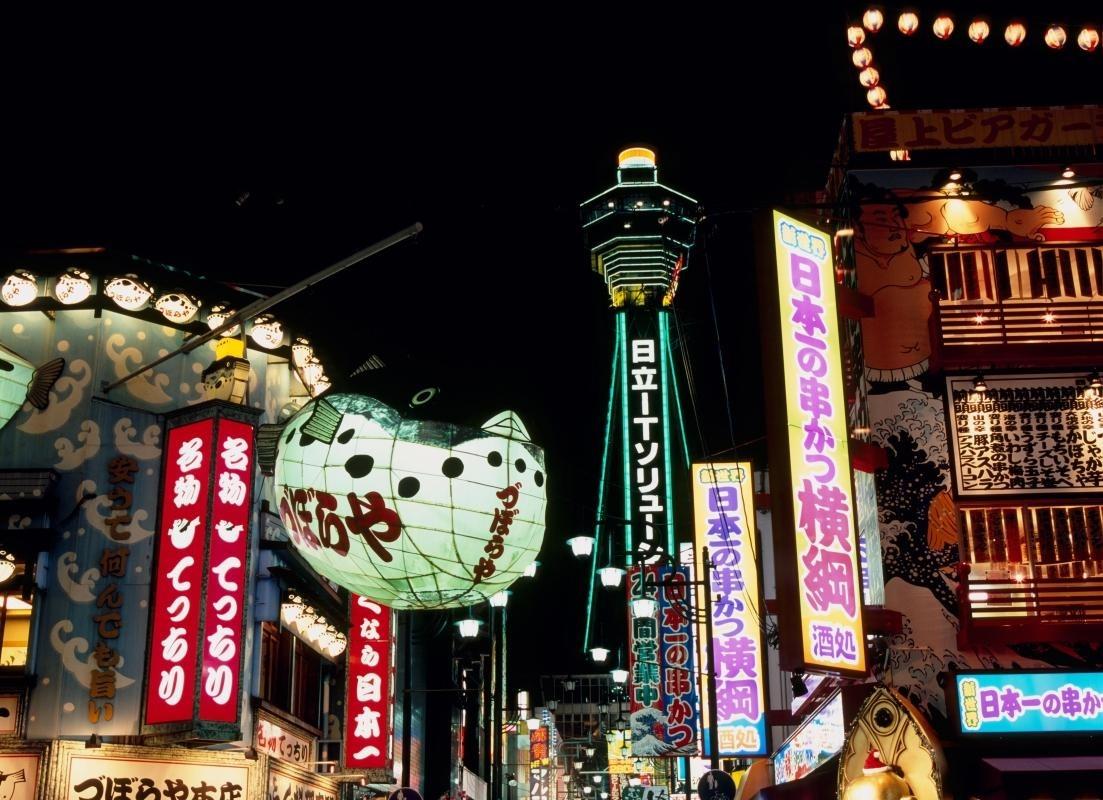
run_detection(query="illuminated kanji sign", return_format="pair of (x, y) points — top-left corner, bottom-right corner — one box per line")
(762, 211), (866, 675)
(346, 595), (394, 770)
(657, 565), (699, 756)
(143, 403), (259, 738)
(956, 671), (1103, 735)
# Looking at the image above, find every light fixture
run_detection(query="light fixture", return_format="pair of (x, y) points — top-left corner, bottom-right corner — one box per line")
(948, 169), (963, 182)
(790, 671), (809, 698)
(154, 291), (201, 324)
(599, 566), (625, 588)
(620, 745), (630, 758)
(563, 678), (576, 692)
(326, 634), (348, 658)
(308, 375), (331, 397)
(630, 598), (658, 619)
(585, 745), (596, 758)
(602, 792), (609, 798)
(862, 8), (883, 32)
(1, 270), (38, 307)
(597, 702), (609, 715)
(299, 357), (325, 386)
(932, 14), (954, 40)
(967, 18), (989, 44)
(546, 698), (558, 711)
(0, 551), (15, 584)
(573, 760), (584, 771)
(866, 86), (887, 109)
(972, 312), (986, 324)
(858, 66), (880, 88)
(583, 787), (592, 796)
(291, 336), (313, 366)
(249, 314), (284, 349)
(633, 758), (644, 773)
(616, 717), (629, 732)
(1004, 21), (1026, 47)
(523, 560), (540, 578)
(1062, 165), (1076, 179)
(1078, 26), (1100, 52)
(972, 374), (989, 394)
(592, 775), (603, 785)
(847, 25), (866, 48)
(834, 226), (855, 238)
(104, 274), (154, 311)
(53, 268), (93, 305)
(611, 668), (628, 684)
(1043, 309), (1056, 324)
(456, 618), (483, 639)
(1088, 371), (1102, 390)
(567, 535), (595, 558)
(489, 590), (511, 608)
(207, 303), (241, 336)
(897, 11), (918, 35)
(526, 716), (541, 732)
(1044, 24), (1066, 50)
(307, 615), (328, 640)
(851, 47), (872, 68)
(889, 149), (911, 162)
(590, 646), (610, 663)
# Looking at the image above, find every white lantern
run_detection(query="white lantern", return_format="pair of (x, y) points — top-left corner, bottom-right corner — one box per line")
(489, 590), (510, 608)
(104, 274), (154, 311)
(862, 8), (883, 32)
(457, 618), (483, 638)
(154, 291), (200, 324)
(1004, 22), (1026, 47)
(567, 536), (595, 558)
(590, 647), (610, 663)
(1078, 26), (1100, 52)
(858, 67), (880, 88)
(932, 14), (954, 40)
(250, 314), (284, 349)
(206, 303), (241, 336)
(968, 19), (989, 44)
(599, 566), (625, 588)
(523, 560), (540, 578)
(0, 551), (15, 584)
(630, 598), (658, 618)
(300, 357), (325, 386)
(847, 25), (865, 48)
(273, 394), (547, 609)
(851, 47), (873, 68)
(291, 337), (314, 367)
(897, 11), (918, 36)
(866, 86), (888, 108)
(611, 668), (629, 684)
(53, 268), (92, 305)
(1045, 25), (1067, 50)
(1, 271), (37, 307)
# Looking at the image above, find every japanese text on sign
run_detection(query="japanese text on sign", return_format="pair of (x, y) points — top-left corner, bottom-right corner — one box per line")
(691, 462), (767, 757)
(773, 211), (865, 673)
(853, 107), (1103, 152)
(346, 595), (393, 770)
(657, 566), (699, 755)
(255, 717), (315, 765)
(474, 482), (523, 583)
(956, 671), (1103, 734)
(947, 375), (1103, 496)
(626, 325), (670, 563)
(67, 754), (249, 800)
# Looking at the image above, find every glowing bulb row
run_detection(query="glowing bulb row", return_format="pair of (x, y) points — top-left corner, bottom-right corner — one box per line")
(850, 10), (1100, 52)
(280, 596), (348, 659)
(2, 268), (94, 307)
(291, 337), (331, 397)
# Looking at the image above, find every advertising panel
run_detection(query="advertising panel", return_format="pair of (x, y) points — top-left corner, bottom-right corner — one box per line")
(690, 462), (767, 757)
(955, 670), (1103, 734)
(64, 750), (251, 800)
(762, 210), (866, 675)
(657, 566), (699, 756)
(346, 595), (394, 770)
(627, 564), (663, 756)
(771, 692), (845, 784)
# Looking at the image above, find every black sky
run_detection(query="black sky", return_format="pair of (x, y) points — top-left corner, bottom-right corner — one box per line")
(3, 5), (1100, 694)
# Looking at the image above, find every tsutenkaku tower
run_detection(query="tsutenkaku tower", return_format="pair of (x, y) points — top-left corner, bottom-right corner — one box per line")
(580, 147), (698, 646)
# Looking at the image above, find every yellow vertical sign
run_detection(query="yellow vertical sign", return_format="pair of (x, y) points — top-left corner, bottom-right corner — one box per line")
(772, 210), (866, 673)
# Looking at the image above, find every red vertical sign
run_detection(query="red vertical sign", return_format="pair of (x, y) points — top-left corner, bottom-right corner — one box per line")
(346, 595), (393, 770)
(199, 418), (254, 721)
(146, 419), (214, 725)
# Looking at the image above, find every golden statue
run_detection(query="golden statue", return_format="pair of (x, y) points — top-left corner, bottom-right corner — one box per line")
(842, 750), (915, 800)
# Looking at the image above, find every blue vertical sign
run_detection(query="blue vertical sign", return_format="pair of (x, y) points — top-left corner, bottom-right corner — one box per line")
(657, 566), (699, 755)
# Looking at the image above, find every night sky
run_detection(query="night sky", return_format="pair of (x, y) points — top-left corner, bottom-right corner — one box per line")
(3, 6), (1098, 696)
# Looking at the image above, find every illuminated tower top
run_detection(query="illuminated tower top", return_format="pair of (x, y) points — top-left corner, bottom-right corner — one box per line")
(580, 147), (698, 308)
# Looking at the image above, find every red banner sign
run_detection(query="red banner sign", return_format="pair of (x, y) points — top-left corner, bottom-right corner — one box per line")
(146, 419), (215, 725)
(346, 595), (393, 770)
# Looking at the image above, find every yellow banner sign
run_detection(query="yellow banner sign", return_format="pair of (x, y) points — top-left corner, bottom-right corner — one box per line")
(853, 107), (1103, 152)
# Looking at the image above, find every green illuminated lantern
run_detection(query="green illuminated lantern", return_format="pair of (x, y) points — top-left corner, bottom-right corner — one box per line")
(273, 393), (546, 610)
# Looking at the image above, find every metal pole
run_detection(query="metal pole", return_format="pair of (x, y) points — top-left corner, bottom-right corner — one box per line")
(702, 545), (719, 771)
(491, 606), (500, 800)
(101, 222), (423, 393)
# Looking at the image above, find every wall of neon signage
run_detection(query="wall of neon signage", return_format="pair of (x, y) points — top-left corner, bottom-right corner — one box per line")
(955, 671), (1103, 735)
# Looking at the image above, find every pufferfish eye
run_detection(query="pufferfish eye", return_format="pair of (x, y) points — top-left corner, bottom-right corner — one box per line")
(487, 452), (502, 468)
(442, 457), (464, 478)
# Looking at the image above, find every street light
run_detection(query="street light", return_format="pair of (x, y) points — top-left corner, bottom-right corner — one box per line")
(590, 647), (610, 663)
(599, 565), (625, 588)
(456, 618), (483, 639)
(592, 775), (603, 785)
(584, 745), (596, 758)
(629, 598), (657, 618)
(526, 715), (542, 731)
(489, 590), (511, 608)
(523, 560), (540, 578)
(610, 668), (628, 684)
(563, 678), (577, 692)
(567, 536), (596, 558)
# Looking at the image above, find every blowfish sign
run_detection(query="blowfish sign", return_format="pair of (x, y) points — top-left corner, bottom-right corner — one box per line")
(273, 394), (546, 610)
(762, 211), (866, 676)
(144, 404), (258, 735)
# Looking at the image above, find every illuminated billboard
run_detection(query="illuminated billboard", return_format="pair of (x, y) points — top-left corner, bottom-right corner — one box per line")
(955, 671), (1103, 734)
(771, 692), (845, 784)
(761, 210), (866, 675)
(346, 595), (394, 769)
(690, 462), (767, 757)
(274, 394), (546, 609)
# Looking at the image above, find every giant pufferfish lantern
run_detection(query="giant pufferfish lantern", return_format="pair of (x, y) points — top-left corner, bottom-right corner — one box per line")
(272, 393), (546, 610)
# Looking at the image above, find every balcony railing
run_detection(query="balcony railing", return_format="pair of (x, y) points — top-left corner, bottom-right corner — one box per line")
(928, 243), (1103, 367)
(957, 563), (1103, 647)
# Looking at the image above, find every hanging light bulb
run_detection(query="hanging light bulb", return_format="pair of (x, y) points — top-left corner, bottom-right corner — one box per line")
(611, 668), (629, 684)
(523, 560), (540, 578)
(206, 303), (241, 336)
(847, 25), (866, 48)
(1077, 26), (1100, 52)
(1004, 21), (1026, 47)
(567, 536), (595, 558)
(1088, 371), (1102, 390)
(897, 11), (919, 35)
(862, 8), (883, 32)
(154, 291), (201, 324)
(456, 618), (483, 639)
(851, 47), (873, 68)
(590, 647), (610, 663)
(858, 66), (880, 88)
(866, 85), (888, 108)
(1, 270), (38, 307)
(972, 374), (989, 394)
(599, 566), (626, 588)
(630, 598), (658, 618)
(968, 19), (990, 44)
(1045, 24), (1067, 49)
(489, 590), (511, 608)
(53, 268), (93, 305)
(932, 15), (954, 39)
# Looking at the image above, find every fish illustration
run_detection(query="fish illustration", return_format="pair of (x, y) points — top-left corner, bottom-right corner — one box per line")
(0, 769), (26, 800)
(0, 343), (64, 428)
(926, 489), (960, 552)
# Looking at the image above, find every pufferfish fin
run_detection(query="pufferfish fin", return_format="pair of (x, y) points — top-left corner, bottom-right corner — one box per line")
(26, 357), (65, 411)
(300, 397), (343, 444)
(480, 410), (530, 442)
(255, 423), (285, 476)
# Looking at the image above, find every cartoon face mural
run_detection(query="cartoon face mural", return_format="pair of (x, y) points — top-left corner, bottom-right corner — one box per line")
(273, 393), (547, 609)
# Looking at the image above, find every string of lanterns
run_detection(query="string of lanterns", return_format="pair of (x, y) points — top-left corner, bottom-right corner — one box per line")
(848, 10), (1100, 111)
(280, 592), (349, 660)
(0, 267), (331, 397)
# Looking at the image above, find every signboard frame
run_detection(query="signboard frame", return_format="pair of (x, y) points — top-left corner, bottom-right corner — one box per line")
(947, 669), (1103, 737)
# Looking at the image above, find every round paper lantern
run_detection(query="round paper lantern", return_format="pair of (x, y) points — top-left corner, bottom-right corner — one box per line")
(968, 19), (989, 44)
(862, 8), (883, 33)
(1078, 26), (1099, 52)
(847, 25), (866, 48)
(897, 11), (919, 36)
(932, 15), (954, 40)
(851, 47), (873, 68)
(1044, 25), (1067, 50)
(1004, 22), (1026, 47)
(273, 393), (547, 609)
(859, 67), (880, 88)
(866, 86), (888, 108)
